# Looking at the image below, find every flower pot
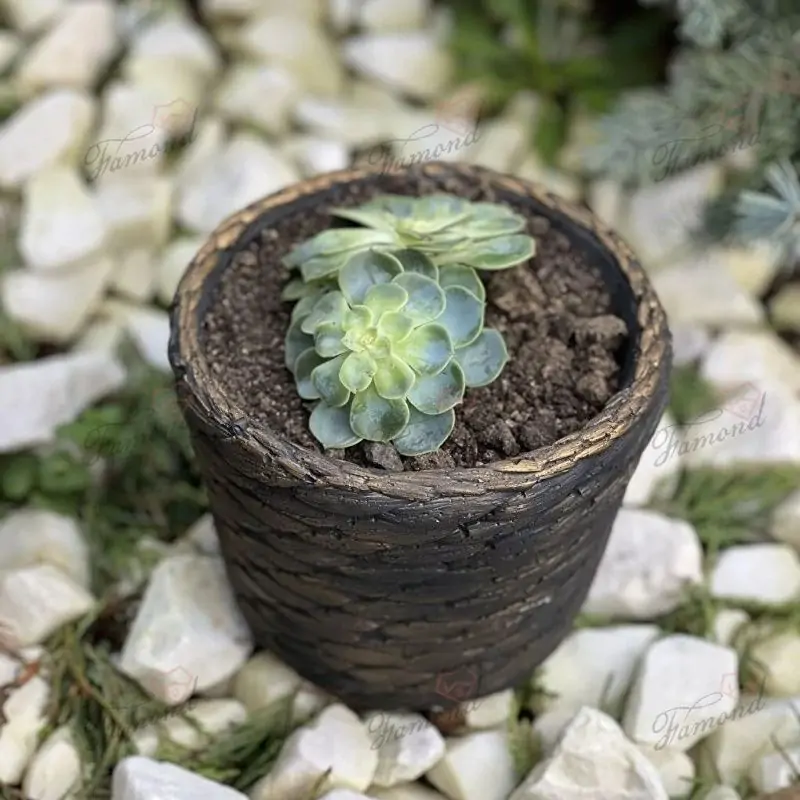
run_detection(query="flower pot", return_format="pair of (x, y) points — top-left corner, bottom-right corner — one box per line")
(169, 161), (672, 711)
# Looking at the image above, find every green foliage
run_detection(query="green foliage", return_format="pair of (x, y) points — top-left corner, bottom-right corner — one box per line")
(668, 364), (720, 425)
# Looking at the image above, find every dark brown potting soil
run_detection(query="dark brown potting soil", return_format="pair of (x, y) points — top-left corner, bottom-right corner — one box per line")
(202, 171), (628, 470)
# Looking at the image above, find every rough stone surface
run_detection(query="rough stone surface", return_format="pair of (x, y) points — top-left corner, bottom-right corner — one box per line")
(0, 674), (50, 784)
(22, 725), (82, 800)
(112, 757), (248, 800)
(232, 652), (302, 712)
(709, 544), (800, 605)
(637, 745), (695, 799)
(748, 631), (800, 696)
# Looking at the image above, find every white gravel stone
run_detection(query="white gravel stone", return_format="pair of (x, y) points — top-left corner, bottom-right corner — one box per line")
(539, 625), (661, 717)
(749, 631), (800, 696)
(75, 317), (126, 356)
(0, 509), (90, 588)
(318, 793), (378, 800)
(364, 711), (444, 787)
(637, 746), (695, 798)
(133, 699), (247, 757)
(511, 707), (668, 800)
(670, 324), (712, 367)
(771, 283), (800, 332)
(180, 513), (221, 557)
(359, 0), (428, 30)
(706, 695), (800, 785)
(0, 564), (95, 649)
(0, 89), (95, 189)
(119, 554), (253, 705)
(215, 63), (297, 136)
(460, 118), (526, 173)
(177, 134), (299, 233)
(205, 0), (323, 20)
(582, 510), (703, 620)
(749, 746), (800, 793)
(425, 730), (516, 800)
(344, 32), (451, 101)
(587, 180), (624, 228)
(249, 704), (378, 799)
(171, 115), (227, 186)
(19, 166), (107, 272)
(281, 136), (349, 177)
(701, 330), (800, 396)
(0, 0), (63, 32)
(651, 252), (765, 328)
(103, 300), (170, 371)
(704, 788), (741, 800)
(109, 248), (158, 302)
(623, 411), (682, 507)
(622, 635), (739, 751)
(157, 236), (204, 305)
(0, 674), (50, 784)
(294, 96), (389, 146)
(722, 240), (783, 298)
(2, 256), (114, 342)
(712, 609), (750, 647)
(0, 30), (22, 73)
(239, 14), (343, 96)
(772, 490), (800, 551)
(710, 544), (800, 605)
(112, 756), (248, 800)
(22, 725), (81, 800)
(0, 350), (125, 453)
(290, 681), (331, 724)
(233, 651), (302, 712)
(460, 689), (514, 730)
(16, 0), (119, 94)
(530, 708), (576, 757)
(370, 786), (447, 800)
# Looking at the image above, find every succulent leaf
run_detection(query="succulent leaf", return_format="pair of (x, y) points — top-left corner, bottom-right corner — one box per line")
(392, 273), (446, 324)
(373, 355), (416, 400)
(407, 360), (466, 415)
(377, 310), (414, 342)
(393, 407), (456, 457)
(364, 283), (408, 317)
(311, 355), (350, 408)
(285, 318), (315, 372)
(438, 286), (484, 348)
(396, 323), (453, 376)
(350, 386), (410, 442)
(294, 349), (326, 399)
(339, 250), (403, 306)
(438, 265), (486, 302)
(340, 351), (378, 393)
(314, 323), (348, 358)
(300, 291), (349, 335)
(309, 402), (362, 449)
(441, 234), (536, 270)
(284, 228), (395, 268)
(455, 329), (509, 387)
(391, 249), (438, 280)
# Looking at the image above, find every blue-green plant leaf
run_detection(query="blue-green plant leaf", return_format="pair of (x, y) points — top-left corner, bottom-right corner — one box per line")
(391, 249), (438, 280)
(339, 250), (403, 306)
(467, 203), (527, 234)
(406, 361), (465, 414)
(291, 290), (326, 323)
(364, 283), (408, 317)
(329, 208), (396, 231)
(314, 323), (347, 358)
(377, 311), (414, 342)
(300, 291), (349, 334)
(396, 323), (453, 376)
(438, 265), (486, 302)
(373, 356), (416, 400)
(340, 351), (377, 393)
(311, 355), (350, 408)
(281, 278), (309, 301)
(285, 318), (314, 372)
(310, 402), (362, 449)
(294, 348), (325, 399)
(392, 407), (455, 457)
(443, 235), (535, 270)
(346, 195), (416, 219)
(300, 254), (352, 282)
(284, 228), (395, 268)
(392, 273), (446, 324)
(438, 286), (484, 348)
(455, 329), (509, 387)
(350, 386), (409, 442)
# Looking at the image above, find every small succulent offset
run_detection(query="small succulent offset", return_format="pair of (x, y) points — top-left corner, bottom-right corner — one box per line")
(283, 195), (536, 456)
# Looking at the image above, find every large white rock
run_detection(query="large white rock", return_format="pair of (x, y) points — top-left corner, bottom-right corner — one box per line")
(622, 635), (739, 751)
(108, 248), (158, 303)
(249, 704), (378, 799)
(233, 652), (302, 712)
(0, 0), (63, 32)
(460, 117), (527, 174)
(670, 324), (712, 367)
(0, 350), (125, 454)
(460, 689), (514, 730)
(156, 236), (204, 305)
(132, 699), (247, 757)
(22, 725), (82, 800)
(0, 509), (90, 588)
(651, 252), (765, 328)
(215, 63), (297, 136)
(176, 134), (299, 233)
(1, 256), (114, 342)
(0, 564), (95, 649)
(706, 696), (800, 785)
(364, 712), (444, 787)
(118, 554), (253, 704)
(177, 513), (221, 557)
(19, 166), (107, 271)
(510, 707), (668, 800)
(0, 674), (50, 784)
(16, 0), (119, 94)
(112, 756), (248, 800)
(712, 609), (750, 647)
(623, 411), (682, 507)
(103, 300), (170, 371)
(343, 32), (452, 101)
(171, 115), (226, 187)
(359, 0), (429, 30)
(710, 544), (800, 605)
(530, 708), (577, 757)
(539, 625), (661, 717)
(0, 89), (95, 189)
(294, 95), (391, 147)
(701, 330), (800, 395)
(750, 746), (800, 793)
(425, 730), (516, 800)
(370, 786), (447, 800)
(749, 631), (800, 696)
(772, 490), (800, 551)
(582, 510), (703, 619)
(587, 180), (624, 228)
(637, 746), (695, 799)
(238, 14), (343, 96)
(281, 136), (349, 178)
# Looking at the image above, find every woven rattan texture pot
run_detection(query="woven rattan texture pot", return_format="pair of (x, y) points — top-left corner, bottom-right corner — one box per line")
(169, 162), (672, 711)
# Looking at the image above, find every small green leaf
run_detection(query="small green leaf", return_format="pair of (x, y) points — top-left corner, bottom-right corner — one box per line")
(344, 305), (373, 332)
(330, 207), (396, 231)
(445, 235), (535, 270)
(407, 361), (465, 414)
(397, 323), (453, 376)
(377, 311), (414, 342)
(284, 228), (395, 268)
(294, 349), (325, 399)
(373, 356), (416, 400)
(466, 203), (527, 234)
(291, 291), (325, 323)
(300, 254), (351, 282)
(340, 351), (377, 393)
(393, 407), (456, 456)
(285, 318), (315, 371)
(364, 283), (408, 318)
(391, 249), (438, 280)
(416, 194), (471, 224)
(352, 195), (416, 219)
(281, 278), (308, 301)
(339, 250), (403, 306)
(392, 273), (446, 324)
(310, 402), (362, 449)
(314, 323), (348, 358)
(438, 265), (486, 301)
(455, 329), (509, 387)
(300, 291), (349, 335)
(438, 286), (484, 348)
(311, 355), (350, 408)
(350, 386), (410, 442)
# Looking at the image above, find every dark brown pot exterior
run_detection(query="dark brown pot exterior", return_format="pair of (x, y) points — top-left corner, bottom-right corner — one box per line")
(169, 162), (672, 711)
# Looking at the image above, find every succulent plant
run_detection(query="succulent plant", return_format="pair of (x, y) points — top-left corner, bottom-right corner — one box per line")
(280, 193), (535, 298)
(285, 249), (509, 456)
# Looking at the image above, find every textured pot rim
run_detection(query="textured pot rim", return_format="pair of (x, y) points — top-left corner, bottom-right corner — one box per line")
(169, 161), (671, 496)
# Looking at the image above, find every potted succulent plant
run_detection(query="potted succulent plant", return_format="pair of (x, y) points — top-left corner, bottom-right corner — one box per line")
(169, 161), (671, 711)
